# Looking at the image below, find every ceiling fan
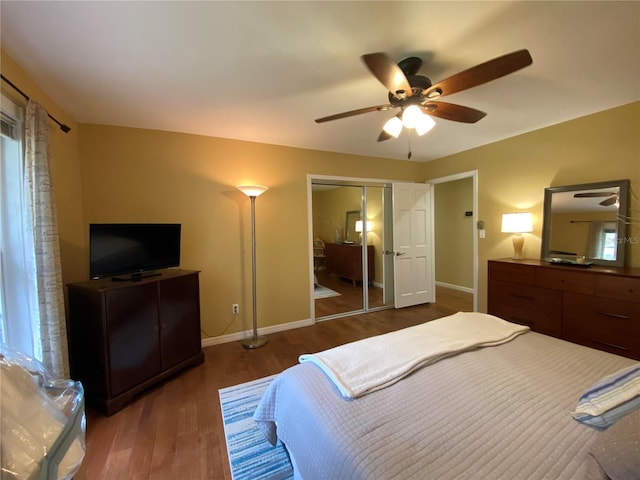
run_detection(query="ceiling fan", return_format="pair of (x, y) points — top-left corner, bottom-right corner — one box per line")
(573, 191), (619, 207)
(315, 49), (533, 142)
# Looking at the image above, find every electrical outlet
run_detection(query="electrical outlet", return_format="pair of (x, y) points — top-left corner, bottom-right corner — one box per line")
(232, 304), (239, 315)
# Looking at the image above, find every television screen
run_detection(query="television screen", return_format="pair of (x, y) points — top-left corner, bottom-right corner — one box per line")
(90, 223), (181, 279)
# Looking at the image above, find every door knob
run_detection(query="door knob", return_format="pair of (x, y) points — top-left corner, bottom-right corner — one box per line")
(396, 252), (406, 256)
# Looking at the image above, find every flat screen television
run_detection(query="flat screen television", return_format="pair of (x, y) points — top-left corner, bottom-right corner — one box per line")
(89, 223), (181, 280)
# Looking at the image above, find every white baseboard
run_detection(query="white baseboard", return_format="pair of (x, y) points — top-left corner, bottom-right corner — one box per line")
(201, 317), (314, 348)
(435, 281), (474, 294)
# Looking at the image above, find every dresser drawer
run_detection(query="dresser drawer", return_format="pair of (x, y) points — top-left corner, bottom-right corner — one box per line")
(488, 280), (562, 337)
(563, 293), (640, 360)
(535, 268), (594, 295)
(488, 261), (536, 286)
(595, 275), (640, 303)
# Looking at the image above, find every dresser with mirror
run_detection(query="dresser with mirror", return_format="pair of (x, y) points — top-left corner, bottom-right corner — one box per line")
(488, 179), (639, 360)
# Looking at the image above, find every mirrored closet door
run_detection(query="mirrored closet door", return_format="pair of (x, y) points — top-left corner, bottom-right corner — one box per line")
(311, 180), (393, 320)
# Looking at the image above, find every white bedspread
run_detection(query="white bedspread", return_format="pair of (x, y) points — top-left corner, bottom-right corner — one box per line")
(298, 312), (529, 398)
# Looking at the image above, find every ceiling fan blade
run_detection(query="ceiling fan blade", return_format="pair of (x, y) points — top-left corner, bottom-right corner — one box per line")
(362, 52), (413, 98)
(422, 49), (533, 98)
(315, 104), (393, 123)
(421, 102), (487, 123)
(574, 192), (616, 198)
(599, 197), (618, 206)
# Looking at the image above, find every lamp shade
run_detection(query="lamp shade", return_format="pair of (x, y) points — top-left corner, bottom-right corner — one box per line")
(402, 105), (423, 129)
(355, 220), (363, 233)
(237, 185), (268, 197)
(382, 115), (403, 138)
(501, 212), (533, 233)
(415, 114), (435, 136)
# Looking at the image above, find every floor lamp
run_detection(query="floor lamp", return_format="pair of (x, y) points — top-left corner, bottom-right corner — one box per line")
(237, 185), (268, 349)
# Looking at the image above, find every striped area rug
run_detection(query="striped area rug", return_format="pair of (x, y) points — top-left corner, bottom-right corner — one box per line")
(219, 375), (294, 480)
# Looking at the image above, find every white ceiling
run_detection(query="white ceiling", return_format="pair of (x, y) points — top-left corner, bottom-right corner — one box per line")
(2, 1), (639, 162)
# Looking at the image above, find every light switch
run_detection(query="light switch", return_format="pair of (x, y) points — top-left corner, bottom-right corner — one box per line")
(479, 229), (486, 239)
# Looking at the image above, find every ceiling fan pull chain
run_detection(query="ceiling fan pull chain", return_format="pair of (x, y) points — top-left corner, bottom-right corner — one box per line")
(407, 133), (412, 159)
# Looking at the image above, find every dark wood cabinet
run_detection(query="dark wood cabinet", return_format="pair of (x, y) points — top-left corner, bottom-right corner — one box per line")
(67, 269), (204, 415)
(488, 259), (640, 360)
(325, 243), (374, 285)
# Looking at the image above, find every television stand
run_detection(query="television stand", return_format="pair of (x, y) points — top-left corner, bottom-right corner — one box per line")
(111, 271), (162, 282)
(67, 269), (204, 415)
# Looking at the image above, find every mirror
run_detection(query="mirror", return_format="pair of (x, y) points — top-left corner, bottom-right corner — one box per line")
(345, 210), (361, 244)
(541, 179), (629, 267)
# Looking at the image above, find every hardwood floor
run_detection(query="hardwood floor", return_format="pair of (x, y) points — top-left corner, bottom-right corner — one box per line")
(314, 270), (385, 318)
(75, 291), (471, 480)
(314, 268), (473, 318)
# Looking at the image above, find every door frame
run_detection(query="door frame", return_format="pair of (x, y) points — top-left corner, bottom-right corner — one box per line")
(426, 170), (478, 312)
(307, 174), (396, 323)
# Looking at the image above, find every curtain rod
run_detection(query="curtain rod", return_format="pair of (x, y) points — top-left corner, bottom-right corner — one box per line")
(1, 74), (71, 133)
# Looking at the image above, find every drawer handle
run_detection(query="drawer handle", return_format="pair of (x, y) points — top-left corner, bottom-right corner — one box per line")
(593, 340), (628, 351)
(596, 311), (630, 320)
(509, 293), (535, 301)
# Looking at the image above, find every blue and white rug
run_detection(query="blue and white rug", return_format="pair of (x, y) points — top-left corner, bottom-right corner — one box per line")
(219, 375), (294, 480)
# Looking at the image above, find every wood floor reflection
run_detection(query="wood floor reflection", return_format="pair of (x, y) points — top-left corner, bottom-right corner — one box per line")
(314, 270), (473, 318)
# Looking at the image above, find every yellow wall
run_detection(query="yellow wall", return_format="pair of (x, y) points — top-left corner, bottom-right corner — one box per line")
(78, 125), (423, 337)
(422, 101), (640, 312)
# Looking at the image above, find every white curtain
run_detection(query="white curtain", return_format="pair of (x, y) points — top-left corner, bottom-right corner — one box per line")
(24, 101), (69, 378)
(0, 95), (40, 357)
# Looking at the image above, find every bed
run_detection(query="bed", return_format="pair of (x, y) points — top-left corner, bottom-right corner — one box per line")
(254, 313), (639, 480)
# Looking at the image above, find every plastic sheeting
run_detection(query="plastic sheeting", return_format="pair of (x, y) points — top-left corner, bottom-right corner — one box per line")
(1, 344), (85, 479)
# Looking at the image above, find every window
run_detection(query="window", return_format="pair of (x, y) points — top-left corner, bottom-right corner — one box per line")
(587, 221), (618, 261)
(0, 95), (40, 357)
(602, 229), (618, 261)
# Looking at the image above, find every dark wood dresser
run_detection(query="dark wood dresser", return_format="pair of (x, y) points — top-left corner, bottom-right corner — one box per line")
(488, 259), (640, 360)
(67, 269), (204, 415)
(325, 243), (374, 285)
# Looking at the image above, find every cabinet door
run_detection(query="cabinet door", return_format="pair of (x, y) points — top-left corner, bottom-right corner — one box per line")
(159, 273), (201, 370)
(105, 283), (161, 396)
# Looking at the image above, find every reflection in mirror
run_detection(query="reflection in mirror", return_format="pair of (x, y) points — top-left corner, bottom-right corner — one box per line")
(345, 210), (361, 244)
(541, 179), (629, 267)
(311, 180), (392, 321)
(311, 184), (364, 318)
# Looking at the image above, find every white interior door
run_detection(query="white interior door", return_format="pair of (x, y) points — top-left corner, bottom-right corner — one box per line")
(392, 182), (434, 308)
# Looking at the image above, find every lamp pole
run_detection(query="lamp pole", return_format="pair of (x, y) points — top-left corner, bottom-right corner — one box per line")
(237, 185), (268, 349)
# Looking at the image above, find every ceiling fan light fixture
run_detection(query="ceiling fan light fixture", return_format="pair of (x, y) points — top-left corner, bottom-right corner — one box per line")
(402, 105), (423, 128)
(415, 114), (435, 136)
(383, 116), (403, 138)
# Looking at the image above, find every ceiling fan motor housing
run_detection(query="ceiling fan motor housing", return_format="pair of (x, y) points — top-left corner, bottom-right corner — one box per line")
(388, 75), (432, 104)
